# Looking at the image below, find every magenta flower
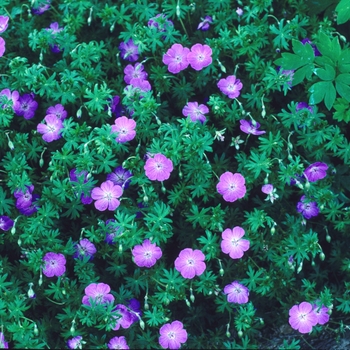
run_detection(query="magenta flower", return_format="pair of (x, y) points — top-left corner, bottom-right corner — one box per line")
(0, 89), (19, 110)
(91, 180), (123, 211)
(216, 172), (246, 202)
(297, 195), (319, 219)
(221, 226), (250, 259)
(111, 116), (136, 143)
(187, 43), (212, 71)
(197, 16), (213, 31)
(304, 162), (328, 182)
(240, 119), (266, 135)
(14, 93), (38, 119)
(0, 332), (8, 349)
(159, 320), (188, 349)
(46, 22), (63, 53)
(224, 281), (249, 304)
(289, 302), (318, 334)
(18, 194), (40, 216)
(262, 184), (279, 203)
(69, 169), (93, 204)
(42, 252), (66, 277)
(162, 44), (190, 74)
(107, 166), (132, 189)
(148, 14), (173, 32)
(312, 303), (330, 325)
(119, 39), (139, 62)
(112, 304), (135, 330)
(37, 115), (64, 142)
(108, 336), (129, 350)
(82, 283), (115, 306)
(0, 16), (9, 33)
(110, 95), (124, 117)
(0, 37), (5, 57)
(130, 78), (151, 92)
(67, 336), (83, 350)
(46, 104), (67, 120)
(0, 216), (14, 231)
(144, 153), (173, 181)
(124, 63), (148, 84)
(296, 102), (313, 113)
(132, 239), (162, 268)
(175, 248), (206, 279)
(14, 185), (34, 210)
(32, 0), (51, 15)
(73, 238), (97, 260)
(182, 102), (209, 124)
(217, 75), (243, 99)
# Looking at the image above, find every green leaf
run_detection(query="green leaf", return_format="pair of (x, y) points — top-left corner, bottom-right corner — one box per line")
(338, 49), (350, 73)
(333, 98), (350, 122)
(309, 81), (336, 109)
(316, 32), (341, 62)
(336, 0), (350, 24)
(335, 75), (350, 102)
(315, 64), (335, 81)
(0, 187), (14, 215)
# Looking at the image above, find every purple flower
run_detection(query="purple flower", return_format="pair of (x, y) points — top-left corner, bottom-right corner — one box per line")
(0, 16), (9, 33)
(187, 43), (212, 71)
(289, 301), (318, 334)
(304, 162), (328, 182)
(42, 252), (66, 277)
(104, 219), (122, 244)
(32, 0), (51, 15)
(119, 39), (139, 62)
(240, 120), (266, 135)
(221, 226), (250, 259)
(67, 336), (83, 350)
(0, 332), (8, 349)
(0, 37), (5, 57)
(175, 248), (206, 279)
(69, 169), (93, 205)
(14, 185), (34, 210)
(182, 102), (209, 124)
(14, 93), (38, 120)
(224, 281), (249, 304)
(37, 115), (64, 142)
(111, 116), (136, 143)
(278, 68), (294, 86)
(0, 216), (14, 231)
(107, 166), (132, 189)
(0, 88), (19, 110)
(112, 304), (135, 330)
(216, 172), (246, 202)
(312, 303), (330, 325)
(148, 14), (173, 32)
(236, 7), (244, 16)
(91, 180), (123, 211)
(73, 238), (97, 260)
(296, 102), (313, 113)
(132, 239), (162, 268)
(82, 283), (115, 306)
(128, 298), (142, 322)
(108, 336), (129, 350)
(262, 184), (279, 203)
(162, 44), (190, 74)
(46, 22), (63, 53)
(19, 194), (40, 216)
(197, 16), (213, 31)
(217, 75), (243, 99)
(297, 195), (319, 219)
(144, 153), (173, 181)
(301, 38), (321, 56)
(110, 95), (125, 117)
(159, 320), (188, 349)
(46, 104), (67, 120)
(124, 63), (148, 84)
(129, 78), (151, 92)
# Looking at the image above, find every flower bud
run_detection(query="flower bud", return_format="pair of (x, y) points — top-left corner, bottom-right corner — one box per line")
(319, 252), (325, 261)
(238, 330), (243, 338)
(226, 331), (231, 338)
(62, 288), (66, 295)
(190, 293), (195, 303)
(70, 323), (75, 334)
(139, 319), (145, 330)
(185, 298), (191, 307)
(311, 260), (315, 267)
(326, 234), (331, 243)
(305, 180), (310, 191)
(259, 318), (264, 325)
(18, 237), (22, 246)
(270, 226), (276, 235)
(33, 323), (39, 336)
(38, 271), (43, 287)
(110, 22), (115, 32)
(11, 226), (16, 235)
(119, 244), (123, 252)
(287, 153), (293, 162)
(297, 262), (303, 274)
(261, 107), (266, 118)
(161, 186), (166, 193)
(8, 140), (14, 150)
(179, 171), (183, 179)
(76, 108), (82, 118)
(143, 195), (148, 203)
(39, 158), (44, 168)
(219, 268), (224, 277)
(28, 283), (36, 299)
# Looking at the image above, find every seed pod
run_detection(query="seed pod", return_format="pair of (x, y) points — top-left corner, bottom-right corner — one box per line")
(319, 252), (325, 261)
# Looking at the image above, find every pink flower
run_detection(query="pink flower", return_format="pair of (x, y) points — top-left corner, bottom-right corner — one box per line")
(182, 102), (209, 124)
(240, 120), (266, 136)
(73, 238), (97, 260)
(0, 88), (19, 110)
(42, 252), (66, 277)
(0, 16), (9, 33)
(289, 301), (318, 334)
(132, 239), (162, 268)
(112, 304), (135, 330)
(108, 336), (129, 350)
(46, 104), (67, 120)
(159, 320), (188, 349)
(130, 78), (151, 92)
(91, 180), (123, 211)
(221, 226), (250, 259)
(0, 37), (5, 57)
(174, 248), (206, 279)
(124, 63), (148, 84)
(224, 281), (249, 304)
(82, 282), (115, 306)
(111, 116), (136, 143)
(144, 153), (173, 181)
(187, 43), (212, 71)
(216, 172), (246, 202)
(37, 115), (64, 142)
(162, 44), (190, 74)
(303, 162), (328, 182)
(312, 303), (330, 325)
(262, 184), (279, 203)
(67, 336), (83, 350)
(217, 75), (243, 99)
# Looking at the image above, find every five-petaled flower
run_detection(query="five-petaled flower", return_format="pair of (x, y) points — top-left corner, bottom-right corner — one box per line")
(216, 172), (246, 202)
(312, 302), (330, 325)
(73, 238), (97, 260)
(69, 169), (93, 204)
(182, 101), (209, 124)
(132, 239), (163, 268)
(159, 320), (188, 349)
(112, 116), (136, 143)
(162, 44), (190, 74)
(46, 103), (67, 120)
(221, 226), (250, 259)
(240, 119), (266, 135)
(82, 283), (115, 306)
(144, 153), (173, 181)
(297, 195), (319, 219)
(37, 114), (64, 142)
(303, 162), (328, 182)
(0, 216), (14, 231)
(224, 281), (249, 304)
(187, 43), (212, 71)
(67, 336), (83, 350)
(119, 39), (139, 62)
(42, 252), (66, 277)
(14, 93), (38, 120)
(289, 301), (318, 334)
(175, 248), (206, 279)
(124, 63), (148, 84)
(107, 166), (133, 189)
(197, 16), (213, 31)
(91, 180), (123, 211)
(217, 75), (243, 99)
(108, 336), (130, 350)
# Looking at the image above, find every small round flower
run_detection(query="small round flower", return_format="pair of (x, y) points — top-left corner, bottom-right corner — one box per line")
(0, 216), (14, 231)
(46, 104), (67, 120)
(221, 226), (250, 259)
(82, 283), (115, 306)
(296, 102), (313, 113)
(224, 281), (249, 304)
(67, 336), (83, 350)
(32, 0), (51, 15)
(37, 115), (64, 142)
(107, 166), (132, 189)
(111, 116), (136, 143)
(159, 320), (188, 349)
(14, 185), (34, 210)
(187, 43), (212, 71)
(144, 153), (173, 181)
(297, 195), (319, 219)
(130, 78), (151, 92)
(42, 252), (66, 277)
(14, 93), (38, 120)
(182, 102), (209, 124)
(112, 304), (135, 330)
(175, 248), (206, 279)
(289, 301), (318, 334)
(303, 162), (328, 182)
(162, 44), (190, 74)
(0, 88), (19, 110)
(91, 180), (123, 211)
(124, 63), (148, 84)
(312, 303), (330, 325)
(119, 39), (139, 62)
(262, 184), (273, 194)
(132, 239), (163, 268)
(216, 172), (246, 202)
(240, 120), (266, 135)
(73, 238), (97, 260)
(217, 75), (243, 99)
(108, 336), (129, 350)
(236, 7), (243, 16)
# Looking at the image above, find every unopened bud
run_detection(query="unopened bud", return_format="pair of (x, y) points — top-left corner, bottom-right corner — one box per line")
(11, 226), (16, 235)
(18, 237), (22, 246)
(297, 262), (303, 274)
(190, 293), (195, 303)
(176, 4), (181, 18)
(259, 318), (264, 325)
(76, 107), (82, 118)
(319, 252), (325, 261)
(270, 226), (276, 235)
(28, 284), (36, 299)
(39, 158), (44, 168)
(70, 323), (75, 334)
(179, 171), (183, 179)
(226, 331), (231, 338)
(238, 330), (243, 338)
(38, 271), (43, 286)
(110, 22), (115, 32)
(288, 142), (293, 151)
(185, 298), (191, 307)
(8, 140), (14, 150)
(311, 260), (315, 267)
(139, 319), (145, 330)
(143, 195), (148, 203)
(161, 186), (166, 193)
(62, 288), (66, 295)
(33, 323), (39, 336)
(219, 268), (224, 277)
(261, 107), (266, 118)
(287, 153), (293, 162)
(340, 35), (346, 43)
(119, 244), (123, 252)
(305, 180), (310, 190)
(326, 234), (331, 243)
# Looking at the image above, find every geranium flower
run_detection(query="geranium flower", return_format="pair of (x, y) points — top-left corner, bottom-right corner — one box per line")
(132, 239), (162, 268)
(104, 219), (123, 244)
(144, 153), (173, 181)
(224, 281), (249, 304)
(37, 115), (64, 142)
(289, 302), (318, 334)
(14, 185), (34, 210)
(0, 216), (14, 231)
(296, 102), (313, 113)
(111, 116), (136, 143)
(0, 88), (19, 110)
(221, 226), (250, 259)
(0, 332), (8, 349)
(0, 16), (9, 33)
(0, 37), (5, 57)
(32, 0), (51, 15)
(46, 104), (67, 120)
(297, 195), (319, 219)
(312, 302), (330, 325)
(14, 93), (38, 120)
(187, 43), (212, 70)
(197, 16), (213, 31)
(82, 283), (115, 306)
(18, 194), (40, 216)
(240, 120), (266, 135)
(216, 172), (246, 202)
(107, 166), (132, 189)
(182, 102), (209, 124)
(67, 336), (83, 350)
(69, 169), (93, 204)
(112, 304), (135, 330)
(148, 14), (173, 32)
(162, 43), (190, 74)
(108, 336), (129, 350)
(303, 162), (328, 182)
(124, 63), (148, 84)
(42, 252), (66, 277)
(174, 248), (206, 279)
(73, 238), (97, 260)
(130, 78), (151, 92)
(301, 38), (321, 56)
(261, 184), (279, 203)
(217, 75), (243, 99)
(159, 321), (188, 349)
(91, 180), (123, 211)
(119, 39), (139, 62)
(236, 7), (243, 16)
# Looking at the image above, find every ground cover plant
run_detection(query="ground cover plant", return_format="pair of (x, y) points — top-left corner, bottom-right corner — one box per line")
(1, 0), (350, 348)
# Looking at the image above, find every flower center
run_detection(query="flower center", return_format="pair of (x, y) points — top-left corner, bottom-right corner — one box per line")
(167, 331), (176, 339)
(229, 183), (236, 191)
(187, 258), (195, 266)
(105, 191), (113, 201)
(49, 259), (57, 267)
(22, 103), (29, 110)
(197, 54), (204, 61)
(155, 162), (163, 170)
(175, 55), (182, 63)
(231, 239), (239, 246)
(144, 250), (152, 259)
